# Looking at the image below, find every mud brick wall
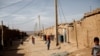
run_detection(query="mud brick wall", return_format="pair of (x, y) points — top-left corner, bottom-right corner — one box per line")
(42, 8), (100, 48)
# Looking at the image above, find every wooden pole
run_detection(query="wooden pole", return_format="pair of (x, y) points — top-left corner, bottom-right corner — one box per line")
(87, 30), (89, 48)
(20, 31), (23, 44)
(38, 15), (40, 31)
(55, 0), (59, 46)
(34, 23), (37, 34)
(67, 27), (70, 43)
(42, 24), (44, 34)
(90, 6), (92, 12)
(64, 28), (67, 42)
(74, 20), (78, 48)
(1, 21), (4, 47)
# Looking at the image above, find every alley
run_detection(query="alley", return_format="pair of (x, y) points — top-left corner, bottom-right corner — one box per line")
(23, 35), (78, 56)
(0, 35), (92, 56)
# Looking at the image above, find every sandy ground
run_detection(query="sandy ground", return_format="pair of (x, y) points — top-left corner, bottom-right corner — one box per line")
(22, 35), (77, 56)
(68, 48), (91, 56)
(0, 35), (92, 56)
(24, 36), (93, 56)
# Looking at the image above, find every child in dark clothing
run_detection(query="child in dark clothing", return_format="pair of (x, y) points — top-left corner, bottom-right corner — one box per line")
(92, 37), (100, 56)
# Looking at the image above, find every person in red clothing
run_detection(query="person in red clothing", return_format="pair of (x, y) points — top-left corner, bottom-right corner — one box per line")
(46, 35), (51, 50)
(32, 36), (35, 44)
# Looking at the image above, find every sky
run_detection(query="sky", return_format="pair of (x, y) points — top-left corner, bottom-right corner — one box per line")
(0, 0), (100, 31)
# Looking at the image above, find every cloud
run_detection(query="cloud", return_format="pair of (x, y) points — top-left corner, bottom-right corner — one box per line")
(0, 0), (99, 31)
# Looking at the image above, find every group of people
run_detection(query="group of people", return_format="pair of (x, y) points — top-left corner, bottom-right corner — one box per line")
(31, 35), (53, 50)
(31, 35), (100, 55)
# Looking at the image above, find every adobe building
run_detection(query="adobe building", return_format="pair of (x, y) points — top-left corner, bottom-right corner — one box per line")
(68, 8), (100, 48)
(40, 8), (100, 48)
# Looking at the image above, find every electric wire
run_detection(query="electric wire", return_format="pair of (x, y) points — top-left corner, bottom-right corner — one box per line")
(58, 4), (63, 24)
(59, 0), (67, 23)
(0, 0), (34, 19)
(0, 0), (24, 9)
(13, 18), (36, 25)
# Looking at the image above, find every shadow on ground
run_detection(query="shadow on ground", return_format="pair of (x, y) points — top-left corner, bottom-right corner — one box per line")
(0, 37), (28, 56)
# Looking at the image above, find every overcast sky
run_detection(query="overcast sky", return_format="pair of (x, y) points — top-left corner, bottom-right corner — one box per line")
(0, 0), (100, 31)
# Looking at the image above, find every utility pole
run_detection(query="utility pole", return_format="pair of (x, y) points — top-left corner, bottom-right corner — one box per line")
(87, 30), (89, 48)
(90, 6), (92, 12)
(64, 28), (67, 42)
(42, 24), (44, 34)
(38, 15), (41, 31)
(67, 27), (70, 43)
(1, 21), (4, 47)
(74, 20), (78, 48)
(55, 0), (59, 46)
(34, 23), (37, 34)
(20, 31), (23, 45)
(33, 23), (37, 36)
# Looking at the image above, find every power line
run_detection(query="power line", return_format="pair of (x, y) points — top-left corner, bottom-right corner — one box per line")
(58, 5), (63, 23)
(0, 0), (50, 20)
(9, 18), (35, 29)
(0, 0), (24, 9)
(14, 19), (35, 29)
(59, 0), (67, 23)
(13, 18), (36, 26)
(41, 0), (50, 11)
(0, 0), (34, 19)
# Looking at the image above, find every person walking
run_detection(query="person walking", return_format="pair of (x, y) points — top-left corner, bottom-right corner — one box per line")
(46, 35), (51, 50)
(32, 36), (35, 44)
